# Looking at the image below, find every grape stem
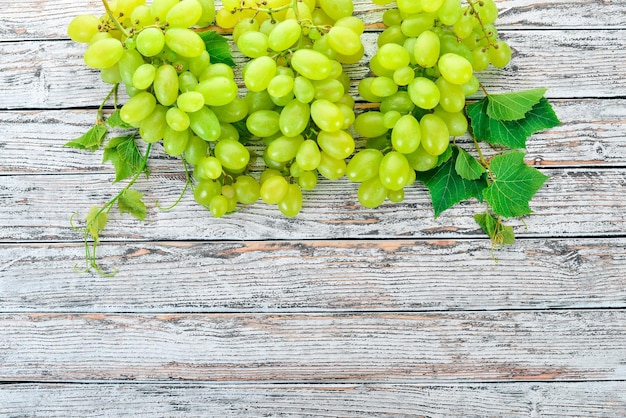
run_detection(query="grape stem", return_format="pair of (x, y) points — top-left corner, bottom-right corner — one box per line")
(101, 0), (130, 38)
(466, 0), (497, 49)
(96, 84), (118, 124)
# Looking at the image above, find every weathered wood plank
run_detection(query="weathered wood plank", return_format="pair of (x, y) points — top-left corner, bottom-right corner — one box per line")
(1, 310), (624, 382)
(1, 0), (625, 42)
(1, 169), (624, 241)
(1, 98), (624, 174)
(1, 382), (625, 417)
(1, 239), (625, 312)
(1, 30), (625, 109)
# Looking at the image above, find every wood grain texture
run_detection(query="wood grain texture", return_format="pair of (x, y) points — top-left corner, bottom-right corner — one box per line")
(2, 97), (624, 175)
(1, 0), (625, 42)
(1, 238), (625, 312)
(1, 169), (625, 241)
(1, 382), (625, 417)
(1, 310), (625, 382)
(1, 30), (625, 109)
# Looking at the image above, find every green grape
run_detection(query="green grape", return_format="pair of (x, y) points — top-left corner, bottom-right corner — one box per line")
(369, 55), (395, 78)
(453, 13), (474, 39)
(346, 149), (383, 182)
(140, 105), (168, 143)
(317, 151), (346, 180)
(188, 106), (221, 141)
(393, 66), (415, 87)
(358, 177), (387, 209)
(131, 5), (153, 29)
(400, 14), (435, 37)
(234, 175), (260, 204)
(335, 16), (365, 34)
(177, 91), (205, 113)
(67, 14), (100, 43)
(383, 110), (402, 129)
(189, 51), (211, 77)
(289, 161), (305, 178)
(245, 90), (275, 114)
(120, 91), (156, 124)
(166, 0), (202, 27)
(436, 77), (466, 113)
(317, 130), (355, 160)
(420, 113), (450, 156)
(218, 122), (240, 141)
(194, 180), (222, 206)
(358, 78), (384, 103)
(462, 75), (480, 96)
(377, 26), (407, 47)
(243, 56), (277, 92)
(414, 30), (440, 68)
(267, 135), (304, 162)
(132, 63), (156, 90)
(165, 107), (190, 131)
(337, 103), (356, 130)
(84, 38), (125, 69)
(164, 28), (205, 58)
(285, 2), (312, 21)
(290, 49), (332, 81)
(268, 19), (301, 51)
(209, 194), (229, 218)
(370, 77), (398, 98)
(184, 134), (209, 165)
(472, 47), (490, 72)
(150, 0), (179, 22)
(136, 27), (165, 57)
(438, 53), (473, 85)
(312, 78), (345, 102)
(298, 170), (318, 190)
(353, 111), (388, 138)
(195, 155), (223, 180)
(247, 110), (281, 137)
(296, 139), (322, 171)
(178, 71), (198, 93)
(278, 184), (303, 217)
(382, 9), (402, 27)
(196, 0), (216, 26)
(195, 76), (238, 106)
(405, 145), (437, 171)
(200, 63), (235, 81)
(488, 40), (512, 68)
(210, 97), (248, 123)
(100, 65), (122, 84)
(294, 76), (315, 103)
(475, 0), (499, 24)
(433, 106), (467, 137)
(380, 91), (415, 114)
(319, 0), (353, 21)
(260, 175), (290, 204)
(438, 0), (462, 25)
(279, 100), (310, 137)
(214, 139), (250, 172)
(379, 151), (411, 191)
(163, 126), (189, 156)
(377, 43), (411, 70)
(268, 74), (295, 99)
(153, 64), (179, 106)
(391, 114), (421, 154)
(311, 100), (344, 133)
(408, 77), (440, 110)
(232, 18), (259, 43)
(327, 26), (362, 56)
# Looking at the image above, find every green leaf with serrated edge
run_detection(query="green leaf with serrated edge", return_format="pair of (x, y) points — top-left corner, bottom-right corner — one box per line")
(107, 109), (133, 129)
(469, 97), (561, 149)
(499, 225), (516, 245)
(102, 135), (144, 183)
(455, 146), (486, 180)
(65, 124), (108, 152)
(483, 151), (549, 218)
(474, 213), (515, 247)
(85, 206), (108, 242)
(474, 213), (496, 237)
(487, 88), (547, 121)
(434, 144), (453, 168)
(118, 189), (147, 221)
(417, 149), (488, 218)
(199, 31), (236, 67)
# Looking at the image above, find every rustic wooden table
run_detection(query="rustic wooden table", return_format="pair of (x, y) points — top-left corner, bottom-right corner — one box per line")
(1, 0), (625, 416)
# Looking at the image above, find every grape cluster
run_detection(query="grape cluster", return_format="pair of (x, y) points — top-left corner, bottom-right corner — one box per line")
(350, 0), (512, 208)
(216, 0), (363, 216)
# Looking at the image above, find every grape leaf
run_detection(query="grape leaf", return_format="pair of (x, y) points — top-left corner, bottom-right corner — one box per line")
(107, 109), (133, 129)
(474, 212), (516, 247)
(118, 189), (147, 221)
(435, 144), (453, 168)
(85, 205), (108, 243)
(199, 30), (236, 67)
(65, 124), (108, 152)
(483, 151), (549, 218)
(487, 88), (547, 121)
(102, 134), (146, 183)
(455, 146), (486, 180)
(417, 149), (488, 218)
(469, 97), (560, 149)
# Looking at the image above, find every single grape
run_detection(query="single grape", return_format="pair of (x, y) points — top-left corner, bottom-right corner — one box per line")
(317, 130), (355, 160)
(420, 113), (450, 156)
(153, 64), (179, 106)
(234, 175), (261, 204)
(165, 107), (190, 131)
(67, 14), (100, 43)
(260, 175), (290, 204)
(214, 139), (250, 172)
(243, 56), (277, 92)
(278, 184), (303, 217)
(194, 180), (222, 206)
(165, 28), (205, 58)
(391, 114), (421, 154)
(246, 110), (281, 137)
(188, 106), (221, 141)
(268, 19), (301, 51)
(346, 149), (383, 183)
(310, 99), (344, 133)
(267, 135), (304, 162)
(408, 77), (440, 110)
(166, 0), (203, 27)
(84, 38), (125, 69)
(120, 91), (157, 124)
(296, 140), (322, 171)
(136, 27), (165, 57)
(358, 177), (387, 208)
(195, 76), (238, 106)
(279, 100), (310, 137)
(163, 126), (189, 156)
(290, 49), (332, 81)
(379, 151), (411, 191)
(438, 53), (474, 85)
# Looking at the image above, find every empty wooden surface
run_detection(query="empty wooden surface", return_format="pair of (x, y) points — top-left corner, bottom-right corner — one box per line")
(1, 0), (625, 416)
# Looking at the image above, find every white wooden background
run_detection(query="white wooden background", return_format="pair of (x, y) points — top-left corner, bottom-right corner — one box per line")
(1, 0), (625, 416)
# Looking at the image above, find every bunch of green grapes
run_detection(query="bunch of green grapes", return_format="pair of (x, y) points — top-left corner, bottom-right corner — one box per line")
(68, 0), (261, 218)
(215, 0), (363, 217)
(349, 0), (512, 208)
